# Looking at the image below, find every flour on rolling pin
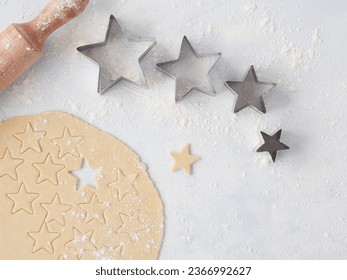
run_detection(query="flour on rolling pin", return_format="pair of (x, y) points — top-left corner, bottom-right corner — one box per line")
(0, 0), (89, 92)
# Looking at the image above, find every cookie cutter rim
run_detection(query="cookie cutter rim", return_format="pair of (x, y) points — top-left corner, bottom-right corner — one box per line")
(77, 15), (156, 94)
(256, 129), (290, 162)
(224, 65), (276, 114)
(156, 36), (221, 103)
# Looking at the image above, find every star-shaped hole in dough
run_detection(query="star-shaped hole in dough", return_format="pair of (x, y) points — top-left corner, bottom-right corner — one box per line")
(14, 122), (46, 153)
(71, 159), (101, 190)
(78, 193), (110, 224)
(157, 36), (221, 102)
(28, 223), (60, 254)
(6, 183), (39, 214)
(65, 228), (96, 259)
(77, 15), (155, 94)
(117, 210), (147, 242)
(170, 144), (200, 175)
(0, 148), (24, 180)
(52, 128), (84, 159)
(33, 154), (65, 185)
(41, 194), (73, 226)
(107, 169), (138, 201)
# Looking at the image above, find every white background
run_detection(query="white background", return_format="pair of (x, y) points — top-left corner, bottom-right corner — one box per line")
(1, 0), (347, 259)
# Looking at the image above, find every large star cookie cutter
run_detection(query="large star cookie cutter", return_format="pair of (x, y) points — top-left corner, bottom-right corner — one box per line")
(77, 15), (155, 94)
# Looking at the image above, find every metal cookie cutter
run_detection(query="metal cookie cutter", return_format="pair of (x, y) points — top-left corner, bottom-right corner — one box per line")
(156, 36), (221, 103)
(257, 129), (289, 162)
(77, 15), (155, 94)
(225, 65), (276, 113)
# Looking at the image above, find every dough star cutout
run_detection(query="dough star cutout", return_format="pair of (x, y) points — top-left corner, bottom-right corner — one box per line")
(28, 223), (60, 254)
(52, 127), (84, 158)
(117, 210), (146, 242)
(257, 129), (289, 162)
(41, 194), (73, 225)
(0, 148), (24, 179)
(65, 228), (96, 259)
(6, 183), (39, 214)
(78, 193), (110, 224)
(225, 65), (276, 113)
(170, 144), (200, 175)
(157, 36), (221, 102)
(14, 122), (46, 153)
(77, 15), (155, 94)
(107, 169), (138, 201)
(33, 154), (65, 185)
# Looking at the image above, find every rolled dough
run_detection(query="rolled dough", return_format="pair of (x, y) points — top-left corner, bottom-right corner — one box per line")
(0, 112), (164, 260)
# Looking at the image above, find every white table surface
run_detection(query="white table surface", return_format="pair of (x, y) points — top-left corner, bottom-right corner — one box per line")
(1, 0), (347, 259)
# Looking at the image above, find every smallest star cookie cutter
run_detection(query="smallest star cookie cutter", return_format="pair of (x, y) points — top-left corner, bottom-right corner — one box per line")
(77, 15), (155, 94)
(225, 65), (276, 114)
(256, 129), (289, 162)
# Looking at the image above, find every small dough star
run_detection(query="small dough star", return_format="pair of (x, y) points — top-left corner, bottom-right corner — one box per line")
(225, 65), (276, 113)
(107, 169), (138, 201)
(14, 122), (46, 153)
(117, 210), (146, 242)
(0, 148), (24, 179)
(170, 144), (200, 175)
(6, 183), (39, 214)
(78, 193), (110, 224)
(157, 36), (221, 102)
(257, 129), (289, 162)
(33, 154), (65, 185)
(77, 15), (155, 94)
(28, 223), (60, 254)
(65, 228), (96, 259)
(52, 128), (84, 158)
(41, 194), (73, 225)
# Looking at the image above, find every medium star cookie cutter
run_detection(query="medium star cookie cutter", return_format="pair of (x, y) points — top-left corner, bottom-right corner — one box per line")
(77, 15), (155, 94)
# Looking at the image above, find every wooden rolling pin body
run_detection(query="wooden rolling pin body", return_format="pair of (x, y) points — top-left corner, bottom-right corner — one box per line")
(0, 0), (89, 92)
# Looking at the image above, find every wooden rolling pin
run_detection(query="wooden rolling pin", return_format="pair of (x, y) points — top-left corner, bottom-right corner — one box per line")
(0, 0), (89, 92)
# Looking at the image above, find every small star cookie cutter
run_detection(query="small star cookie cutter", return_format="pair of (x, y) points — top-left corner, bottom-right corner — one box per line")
(77, 15), (155, 94)
(225, 65), (276, 113)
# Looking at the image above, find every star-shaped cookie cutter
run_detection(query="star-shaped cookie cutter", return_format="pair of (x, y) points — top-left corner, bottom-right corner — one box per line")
(225, 65), (276, 113)
(77, 15), (155, 94)
(157, 36), (221, 103)
(257, 129), (289, 162)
